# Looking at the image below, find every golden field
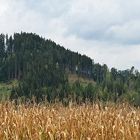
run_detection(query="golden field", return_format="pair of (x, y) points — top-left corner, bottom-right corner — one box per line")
(0, 102), (140, 140)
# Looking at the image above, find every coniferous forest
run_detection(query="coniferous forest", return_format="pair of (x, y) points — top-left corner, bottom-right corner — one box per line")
(0, 32), (140, 105)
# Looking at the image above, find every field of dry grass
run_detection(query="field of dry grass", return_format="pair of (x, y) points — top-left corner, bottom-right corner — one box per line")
(0, 102), (140, 140)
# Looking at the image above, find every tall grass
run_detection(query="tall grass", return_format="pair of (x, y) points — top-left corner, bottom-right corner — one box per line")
(0, 101), (139, 139)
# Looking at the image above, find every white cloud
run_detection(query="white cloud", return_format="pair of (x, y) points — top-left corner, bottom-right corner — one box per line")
(106, 20), (140, 44)
(0, 0), (140, 70)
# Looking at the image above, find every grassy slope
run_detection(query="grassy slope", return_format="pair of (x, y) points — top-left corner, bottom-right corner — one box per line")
(0, 80), (18, 100)
(0, 74), (94, 100)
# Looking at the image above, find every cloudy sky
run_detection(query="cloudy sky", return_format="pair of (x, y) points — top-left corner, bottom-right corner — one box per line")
(0, 0), (140, 70)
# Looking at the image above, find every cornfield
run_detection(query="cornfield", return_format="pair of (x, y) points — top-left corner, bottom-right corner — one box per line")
(0, 101), (140, 140)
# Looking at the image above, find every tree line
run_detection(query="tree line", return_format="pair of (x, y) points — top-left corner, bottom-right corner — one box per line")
(0, 32), (140, 105)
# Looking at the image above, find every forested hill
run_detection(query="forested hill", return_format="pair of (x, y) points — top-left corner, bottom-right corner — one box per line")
(0, 32), (140, 104)
(0, 32), (93, 81)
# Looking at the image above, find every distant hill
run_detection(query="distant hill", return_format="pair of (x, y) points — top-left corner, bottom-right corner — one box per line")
(0, 32), (140, 104)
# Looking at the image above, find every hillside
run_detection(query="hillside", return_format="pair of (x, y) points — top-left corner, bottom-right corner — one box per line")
(0, 32), (140, 104)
